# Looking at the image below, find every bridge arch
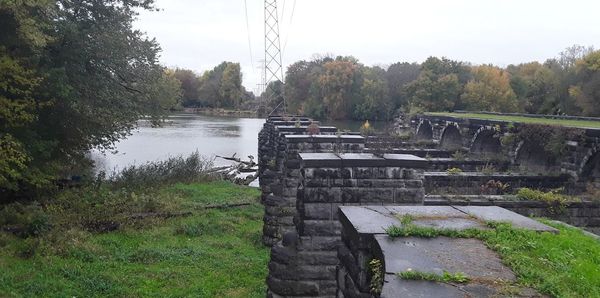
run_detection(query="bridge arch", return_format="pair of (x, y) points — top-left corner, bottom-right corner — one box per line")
(514, 140), (554, 173)
(440, 123), (463, 150)
(469, 126), (501, 155)
(415, 120), (433, 141)
(578, 143), (600, 184)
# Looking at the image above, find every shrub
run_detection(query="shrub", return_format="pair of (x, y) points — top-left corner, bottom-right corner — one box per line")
(446, 167), (463, 175)
(0, 202), (52, 237)
(306, 122), (320, 135)
(360, 120), (375, 136)
(516, 188), (573, 214)
(110, 151), (215, 189)
(480, 180), (510, 195)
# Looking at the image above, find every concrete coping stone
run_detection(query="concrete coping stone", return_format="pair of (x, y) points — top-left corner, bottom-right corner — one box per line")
(284, 134), (364, 143)
(453, 206), (559, 233)
(339, 205), (558, 235)
(275, 125), (338, 132)
(299, 153), (427, 168)
(271, 121), (318, 126)
(299, 152), (342, 168)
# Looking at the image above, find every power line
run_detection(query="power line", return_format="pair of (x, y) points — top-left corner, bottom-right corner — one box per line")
(282, 0), (296, 55)
(243, 0), (255, 70)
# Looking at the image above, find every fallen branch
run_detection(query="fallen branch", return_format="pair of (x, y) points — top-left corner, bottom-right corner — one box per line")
(197, 202), (253, 209)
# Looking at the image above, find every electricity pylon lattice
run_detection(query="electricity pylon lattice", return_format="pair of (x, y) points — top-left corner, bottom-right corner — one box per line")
(264, 0), (285, 115)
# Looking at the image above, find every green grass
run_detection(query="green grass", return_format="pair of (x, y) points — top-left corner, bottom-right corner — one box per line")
(397, 270), (470, 284)
(0, 181), (268, 297)
(386, 219), (600, 297)
(426, 112), (600, 129)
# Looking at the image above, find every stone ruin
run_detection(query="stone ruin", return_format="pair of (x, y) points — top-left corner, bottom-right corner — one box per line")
(257, 115), (600, 297)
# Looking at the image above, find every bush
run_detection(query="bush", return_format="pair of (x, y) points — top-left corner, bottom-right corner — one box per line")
(516, 188), (573, 214)
(110, 151), (216, 189)
(0, 202), (52, 237)
(446, 167), (463, 175)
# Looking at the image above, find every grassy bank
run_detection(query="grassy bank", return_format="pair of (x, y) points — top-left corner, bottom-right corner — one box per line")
(426, 112), (600, 128)
(388, 217), (600, 297)
(0, 181), (268, 297)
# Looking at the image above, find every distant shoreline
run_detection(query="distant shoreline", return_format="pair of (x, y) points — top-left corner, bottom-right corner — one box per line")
(183, 107), (258, 118)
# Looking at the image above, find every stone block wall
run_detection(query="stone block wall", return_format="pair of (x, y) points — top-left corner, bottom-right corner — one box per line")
(267, 153), (427, 297)
(424, 172), (572, 195)
(259, 116), (368, 246)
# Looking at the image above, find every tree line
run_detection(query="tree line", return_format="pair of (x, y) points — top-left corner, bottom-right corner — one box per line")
(276, 46), (600, 120)
(171, 62), (253, 109)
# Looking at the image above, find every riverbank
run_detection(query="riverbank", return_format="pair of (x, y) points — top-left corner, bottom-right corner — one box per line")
(0, 181), (268, 297)
(183, 108), (258, 118)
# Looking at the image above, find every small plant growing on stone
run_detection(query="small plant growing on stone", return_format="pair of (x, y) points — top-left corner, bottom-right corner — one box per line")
(306, 122), (320, 135)
(397, 269), (470, 284)
(479, 162), (496, 175)
(294, 120), (301, 128)
(480, 180), (510, 195)
(267, 159), (277, 170)
(360, 120), (375, 136)
(451, 150), (467, 161)
(516, 187), (572, 214)
(446, 167), (463, 175)
(369, 259), (384, 295)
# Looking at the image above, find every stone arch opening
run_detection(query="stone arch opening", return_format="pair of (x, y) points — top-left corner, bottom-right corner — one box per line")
(515, 140), (554, 173)
(470, 128), (501, 155)
(415, 120), (433, 141)
(580, 148), (600, 186)
(440, 123), (463, 150)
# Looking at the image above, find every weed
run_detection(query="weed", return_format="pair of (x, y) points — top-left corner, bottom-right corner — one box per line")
(451, 150), (467, 161)
(110, 151), (216, 189)
(480, 180), (510, 195)
(446, 167), (463, 175)
(516, 188), (574, 214)
(306, 122), (320, 135)
(397, 270), (470, 284)
(369, 259), (383, 295)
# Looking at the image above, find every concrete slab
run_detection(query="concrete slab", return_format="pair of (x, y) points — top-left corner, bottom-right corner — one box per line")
(299, 153), (342, 168)
(382, 276), (467, 298)
(453, 206), (559, 233)
(339, 206), (400, 234)
(376, 236), (516, 281)
(383, 154), (429, 168)
(339, 153), (388, 167)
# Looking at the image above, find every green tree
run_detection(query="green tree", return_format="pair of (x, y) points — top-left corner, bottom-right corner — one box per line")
(569, 50), (600, 116)
(461, 65), (519, 112)
(354, 66), (391, 120)
(173, 68), (200, 107)
(219, 63), (243, 108)
(405, 57), (470, 112)
(1, 0), (180, 198)
(385, 62), (420, 110)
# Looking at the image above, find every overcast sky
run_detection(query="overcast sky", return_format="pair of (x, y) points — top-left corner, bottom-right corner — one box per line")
(134, 0), (600, 93)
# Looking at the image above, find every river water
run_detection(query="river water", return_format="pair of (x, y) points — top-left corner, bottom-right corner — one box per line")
(91, 114), (265, 173)
(91, 113), (384, 174)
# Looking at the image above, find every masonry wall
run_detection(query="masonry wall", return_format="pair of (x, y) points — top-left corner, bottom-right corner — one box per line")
(267, 157), (425, 297)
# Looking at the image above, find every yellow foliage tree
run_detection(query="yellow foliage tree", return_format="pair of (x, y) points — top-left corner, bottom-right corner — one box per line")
(461, 65), (520, 112)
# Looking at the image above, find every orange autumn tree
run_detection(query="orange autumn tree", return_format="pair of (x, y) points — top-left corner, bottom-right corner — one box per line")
(318, 58), (361, 120)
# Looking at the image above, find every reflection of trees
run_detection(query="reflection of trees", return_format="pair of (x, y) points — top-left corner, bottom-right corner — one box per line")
(206, 124), (241, 137)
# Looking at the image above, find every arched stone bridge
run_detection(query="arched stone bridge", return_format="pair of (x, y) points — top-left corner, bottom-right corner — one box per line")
(412, 114), (600, 181)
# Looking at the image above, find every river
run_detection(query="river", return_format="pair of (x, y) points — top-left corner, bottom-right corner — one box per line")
(91, 113), (386, 174)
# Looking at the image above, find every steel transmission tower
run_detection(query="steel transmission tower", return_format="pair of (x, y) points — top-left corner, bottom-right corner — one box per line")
(263, 0), (285, 115)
